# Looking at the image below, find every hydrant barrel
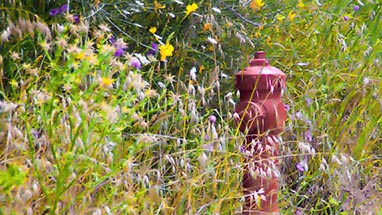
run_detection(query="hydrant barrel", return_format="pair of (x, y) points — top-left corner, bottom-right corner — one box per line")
(235, 51), (287, 214)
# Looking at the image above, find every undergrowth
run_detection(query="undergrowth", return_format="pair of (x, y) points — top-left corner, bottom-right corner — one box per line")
(1, 0), (382, 214)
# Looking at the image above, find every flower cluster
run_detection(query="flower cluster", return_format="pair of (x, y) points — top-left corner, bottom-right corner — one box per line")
(49, 4), (68, 16)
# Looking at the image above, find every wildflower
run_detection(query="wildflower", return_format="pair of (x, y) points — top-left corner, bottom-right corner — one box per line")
(114, 38), (128, 50)
(295, 111), (302, 119)
(208, 115), (216, 124)
(100, 77), (114, 89)
(49, 4), (68, 16)
(109, 35), (116, 44)
(343, 15), (350, 21)
(255, 31), (261, 38)
(353, 5), (360, 11)
(207, 37), (218, 44)
(296, 163), (305, 172)
(154, 0), (166, 12)
(276, 14), (286, 21)
(147, 42), (158, 55)
(99, 23), (111, 33)
(199, 65), (204, 72)
(144, 89), (158, 98)
(9, 52), (20, 61)
(73, 14), (80, 24)
(266, 36), (272, 46)
(56, 37), (68, 49)
(284, 104), (290, 111)
(204, 135), (209, 141)
(190, 67), (196, 81)
(185, 3), (198, 16)
(149, 27), (157, 34)
(85, 53), (98, 65)
(297, 0), (305, 9)
(59, 4), (68, 14)
(129, 57), (141, 69)
(288, 11), (296, 22)
(114, 48), (124, 57)
(203, 23), (211, 32)
(158, 42), (174, 61)
(250, 0), (265, 12)
(296, 209), (303, 215)
(304, 130), (313, 142)
(49, 8), (60, 16)
(305, 97), (312, 106)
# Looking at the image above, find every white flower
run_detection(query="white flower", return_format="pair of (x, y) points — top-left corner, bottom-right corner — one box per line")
(212, 7), (221, 13)
(190, 67), (197, 81)
(207, 37), (218, 44)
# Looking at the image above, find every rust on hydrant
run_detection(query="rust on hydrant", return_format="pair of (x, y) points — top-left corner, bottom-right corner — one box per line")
(234, 51), (287, 215)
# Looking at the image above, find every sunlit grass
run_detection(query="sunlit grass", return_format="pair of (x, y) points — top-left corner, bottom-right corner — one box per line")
(0, 0), (382, 214)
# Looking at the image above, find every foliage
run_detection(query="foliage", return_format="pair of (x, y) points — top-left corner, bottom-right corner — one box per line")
(1, 0), (382, 214)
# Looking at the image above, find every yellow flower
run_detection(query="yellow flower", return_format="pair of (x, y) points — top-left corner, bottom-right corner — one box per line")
(186, 3), (198, 16)
(149, 27), (157, 34)
(75, 51), (85, 60)
(276, 14), (286, 21)
(199, 65), (205, 73)
(297, 0), (305, 9)
(100, 77), (114, 89)
(154, 1), (165, 12)
(159, 43), (174, 61)
(85, 53), (98, 65)
(266, 36), (272, 46)
(288, 11), (296, 22)
(255, 31), (261, 38)
(250, 0), (265, 12)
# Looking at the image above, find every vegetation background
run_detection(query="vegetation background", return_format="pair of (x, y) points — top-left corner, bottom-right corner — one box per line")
(0, 0), (381, 214)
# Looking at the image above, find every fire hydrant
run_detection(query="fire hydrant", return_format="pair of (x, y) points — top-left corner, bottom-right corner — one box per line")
(234, 51), (287, 214)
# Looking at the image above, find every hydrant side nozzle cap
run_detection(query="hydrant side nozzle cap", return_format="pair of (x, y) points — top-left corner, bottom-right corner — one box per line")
(250, 51), (269, 66)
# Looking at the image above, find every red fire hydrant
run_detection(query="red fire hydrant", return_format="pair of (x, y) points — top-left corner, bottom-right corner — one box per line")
(234, 51), (287, 214)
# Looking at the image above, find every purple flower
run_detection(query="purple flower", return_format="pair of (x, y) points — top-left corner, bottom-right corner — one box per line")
(129, 57), (141, 69)
(343, 16), (350, 21)
(296, 209), (303, 215)
(114, 48), (124, 57)
(204, 134), (209, 141)
(208, 115), (216, 124)
(73, 14), (80, 24)
(49, 8), (60, 16)
(284, 104), (290, 111)
(353, 5), (360, 11)
(296, 163), (305, 172)
(109, 36), (116, 45)
(305, 97), (312, 106)
(202, 143), (213, 152)
(304, 130), (313, 142)
(59, 4), (68, 14)
(49, 4), (68, 16)
(147, 42), (158, 55)
(291, 111), (302, 120)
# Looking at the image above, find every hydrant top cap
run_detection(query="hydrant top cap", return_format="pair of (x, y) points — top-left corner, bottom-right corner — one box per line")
(250, 51), (269, 66)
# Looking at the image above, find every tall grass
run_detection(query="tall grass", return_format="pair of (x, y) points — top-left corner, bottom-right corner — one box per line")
(0, 0), (381, 214)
